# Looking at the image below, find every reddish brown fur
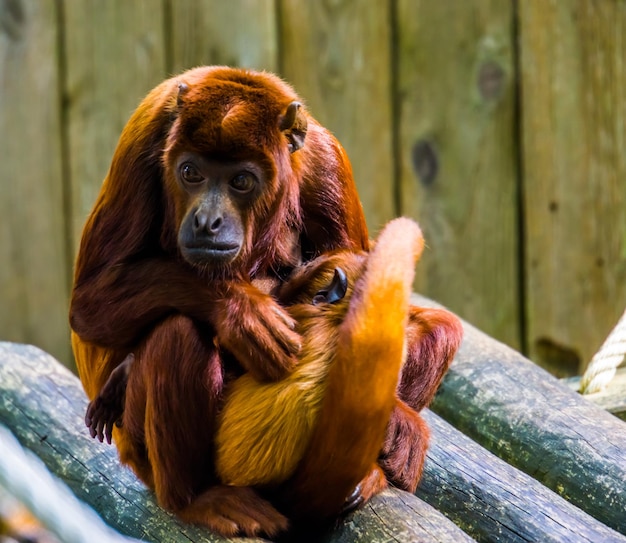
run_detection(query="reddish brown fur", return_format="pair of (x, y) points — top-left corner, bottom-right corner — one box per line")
(72, 66), (463, 538)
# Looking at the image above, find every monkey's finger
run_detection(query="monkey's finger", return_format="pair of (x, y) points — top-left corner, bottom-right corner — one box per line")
(270, 305), (297, 330)
(105, 422), (114, 445)
(88, 424), (97, 439)
(85, 401), (96, 427)
(261, 314), (301, 356)
(342, 484), (364, 514)
(96, 418), (106, 443)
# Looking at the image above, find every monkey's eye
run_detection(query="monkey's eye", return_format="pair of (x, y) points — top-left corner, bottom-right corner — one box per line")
(180, 162), (204, 183)
(230, 173), (256, 193)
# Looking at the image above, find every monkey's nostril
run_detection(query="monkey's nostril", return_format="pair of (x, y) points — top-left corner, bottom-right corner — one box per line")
(209, 217), (223, 233)
(193, 210), (208, 232)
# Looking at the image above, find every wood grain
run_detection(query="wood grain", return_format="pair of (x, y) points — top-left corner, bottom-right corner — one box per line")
(397, 0), (520, 349)
(0, 0), (71, 366)
(63, 0), (167, 256)
(169, 0), (278, 73)
(422, 293), (626, 535)
(280, 0), (396, 233)
(519, 0), (626, 374)
(419, 410), (626, 543)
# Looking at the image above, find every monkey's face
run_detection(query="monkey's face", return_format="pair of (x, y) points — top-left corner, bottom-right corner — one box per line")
(170, 151), (269, 269)
(159, 70), (310, 276)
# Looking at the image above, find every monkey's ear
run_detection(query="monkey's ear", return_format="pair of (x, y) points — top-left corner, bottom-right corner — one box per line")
(176, 82), (189, 107)
(279, 101), (308, 153)
(312, 268), (348, 305)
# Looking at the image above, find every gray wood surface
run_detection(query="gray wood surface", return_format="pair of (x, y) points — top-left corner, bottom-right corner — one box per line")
(170, 0), (278, 73)
(280, 0), (396, 233)
(420, 294), (626, 535)
(519, 0), (626, 374)
(397, 0), (520, 350)
(63, 0), (167, 256)
(419, 410), (626, 543)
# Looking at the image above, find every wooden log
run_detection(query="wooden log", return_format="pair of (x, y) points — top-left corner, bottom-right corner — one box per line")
(0, 342), (472, 543)
(2, 342), (623, 542)
(420, 293), (626, 535)
(419, 410), (626, 543)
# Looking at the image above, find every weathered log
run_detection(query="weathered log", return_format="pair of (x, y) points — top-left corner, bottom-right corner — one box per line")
(416, 293), (626, 535)
(3, 341), (624, 542)
(418, 410), (626, 542)
(0, 342), (471, 543)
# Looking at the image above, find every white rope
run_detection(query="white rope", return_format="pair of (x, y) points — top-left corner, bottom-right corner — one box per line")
(579, 308), (626, 395)
(0, 424), (137, 543)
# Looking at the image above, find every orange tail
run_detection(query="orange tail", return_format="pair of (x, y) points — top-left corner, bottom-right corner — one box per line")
(286, 217), (424, 519)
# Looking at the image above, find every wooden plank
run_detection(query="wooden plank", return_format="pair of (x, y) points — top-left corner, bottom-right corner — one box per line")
(418, 410), (626, 543)
(0, 0), (71, 366)
(421, 294), (626, 535)
(279, 0), (396, 233)
(397, 1), (520, 350)
(63, 0), (167, 257)
(519, 0), (626, 375)
(169, 0), (278, 73)
(0, 342), (473, 543)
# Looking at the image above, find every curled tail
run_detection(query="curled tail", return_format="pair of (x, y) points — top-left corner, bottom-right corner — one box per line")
(286, 217), (424, 519)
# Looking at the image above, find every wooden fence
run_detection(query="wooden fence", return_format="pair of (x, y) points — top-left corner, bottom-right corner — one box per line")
(1, 0), (625, 376)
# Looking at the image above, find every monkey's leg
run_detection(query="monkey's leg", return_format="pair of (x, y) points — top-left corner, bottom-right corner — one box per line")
(379, 305), (463, 491)
(123, 315), (287, 538)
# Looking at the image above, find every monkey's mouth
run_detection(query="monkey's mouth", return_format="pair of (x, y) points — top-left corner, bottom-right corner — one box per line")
(180, 243), (241, 264)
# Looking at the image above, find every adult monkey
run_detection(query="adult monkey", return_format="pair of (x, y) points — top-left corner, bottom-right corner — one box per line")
(71, 67), (460, 537)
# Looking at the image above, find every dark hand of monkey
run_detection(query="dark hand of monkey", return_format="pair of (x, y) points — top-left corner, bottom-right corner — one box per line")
(85, 353), (134, 444)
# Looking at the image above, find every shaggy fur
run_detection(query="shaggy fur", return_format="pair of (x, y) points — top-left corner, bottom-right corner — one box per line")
(72, 66), (463, 538)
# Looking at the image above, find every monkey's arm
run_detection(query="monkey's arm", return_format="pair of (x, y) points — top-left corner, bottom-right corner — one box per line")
(71, 259), (299, 381)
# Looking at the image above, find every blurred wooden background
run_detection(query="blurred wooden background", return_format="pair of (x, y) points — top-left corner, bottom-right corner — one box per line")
(1, 0), (625, 376)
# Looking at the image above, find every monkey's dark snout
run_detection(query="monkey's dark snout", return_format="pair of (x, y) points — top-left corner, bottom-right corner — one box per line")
(193, 208), (223, 236)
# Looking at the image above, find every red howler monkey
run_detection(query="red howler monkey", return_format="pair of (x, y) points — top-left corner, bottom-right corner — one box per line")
(72, 66), (463, 537)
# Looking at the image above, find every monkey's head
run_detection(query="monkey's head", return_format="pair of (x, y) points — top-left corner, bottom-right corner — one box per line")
(158, 67), (311, 276)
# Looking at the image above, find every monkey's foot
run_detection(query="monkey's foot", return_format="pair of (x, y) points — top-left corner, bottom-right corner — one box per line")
(178, 485), (288, 538)
(379, 401), (429, 493)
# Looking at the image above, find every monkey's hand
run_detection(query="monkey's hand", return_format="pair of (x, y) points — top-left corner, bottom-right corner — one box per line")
(85, 353), (134, 444)
(213, 283), (301, 381)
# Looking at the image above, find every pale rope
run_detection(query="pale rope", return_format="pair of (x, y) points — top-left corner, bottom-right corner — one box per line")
(0, 424), (137, 543)
(579, 307), (626, 394)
